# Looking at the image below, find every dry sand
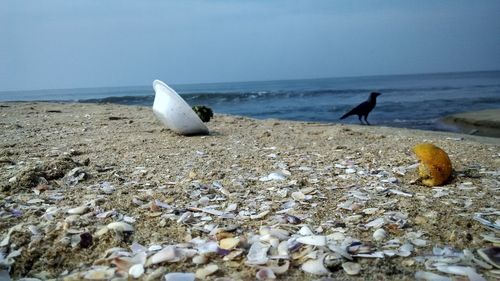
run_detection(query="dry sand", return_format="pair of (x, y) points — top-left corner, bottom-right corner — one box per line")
(0, 102), (499, 280)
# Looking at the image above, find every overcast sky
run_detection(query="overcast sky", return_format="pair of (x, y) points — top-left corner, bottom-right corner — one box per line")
(1, 0), (499, 91)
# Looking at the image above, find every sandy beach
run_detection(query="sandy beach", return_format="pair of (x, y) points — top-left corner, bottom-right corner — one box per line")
(0, 102), (499, 280)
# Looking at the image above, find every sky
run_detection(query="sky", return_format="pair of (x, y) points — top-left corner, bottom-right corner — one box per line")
(1, 0), (500, 91)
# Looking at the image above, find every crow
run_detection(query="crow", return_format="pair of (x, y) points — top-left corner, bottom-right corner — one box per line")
(340, 92), (381, 125)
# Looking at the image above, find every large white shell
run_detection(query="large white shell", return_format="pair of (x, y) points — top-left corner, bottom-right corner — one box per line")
(152, 80), (208, 135)
(164, 272), (196, 281)
(301, 254), (329, 275)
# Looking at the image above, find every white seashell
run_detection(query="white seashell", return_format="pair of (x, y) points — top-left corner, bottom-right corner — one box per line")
(219, 237), (240, 250)
(198, 196), (210, 206)
(256, 268), (276, 280)
(397, 243), (414, 257)
(436, 265), (486, 281)
(192, 255), (208, 265)
(298, 226), (314, 236)
(94, 226), (109, 237)
(195, 264), (218, 279)
(151, 246), (180, 264)
(223, 249), (244, 261)
(259, 170), (289, 181)
(250, 210), (270, 220)
(107, 221), (134, 232)
(415, 271), (452, 281)
(152, 80), (208, 135)
(291, 191), (305, 201)
(246, 242), (270, 265)
(296, 235), (326, 246)
(363, 208), (379, 215)
(365, 217), (385, 228)
(373, 229), (387, 241)
(129, 263), (144, 279)
(148, 245), (163, 252)
(301, 254), (329, 275)
(225, 203), (238, 212)
(164, 272), (196, 281)
(342, 262), (361, 275)
(345, 168), (356, 174)
(67, 206), (88, 215)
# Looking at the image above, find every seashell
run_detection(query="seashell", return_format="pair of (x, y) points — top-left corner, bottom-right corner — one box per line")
(256, 268), (276, 280)
(111, 256), (133, 273)
(95, 226), (109, 237)
(436, 265), (486, 281)
(246, 242), (270, 265)
(373, 228), (387, 241)
(397, 243), (414, 257)
(363, 208), (379, 215)
(298, 226), (314, 236)
(195, 264), (218, 279)
(413, 143), (452, 187)
(301, 254), (329, 275)
(219, 237), (240, 250)
(107, 222), (134, 232)
(365, 217), (385, 229)
(83, 267), (116, 280)
(152, 80), (208, 136)
(414, 271), (452, 281)
(259, 171), (289, 181)
(223, 249), (244, 261)
(151, 246), (181, 264)
(291, 191), (305, 201)
(164, 272), (196, 281)
(67, 205), (88, 215)
(250, 210), (270, 220)
(192, 255), (208, 265)
(342, 262), (361, 275)
(477, 247), (499, 269)
(296, 235), (326, 246)
(129, 263), (144, 279)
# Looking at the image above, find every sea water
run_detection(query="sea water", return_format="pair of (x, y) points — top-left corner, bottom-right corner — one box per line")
(1, 70), (499, 132)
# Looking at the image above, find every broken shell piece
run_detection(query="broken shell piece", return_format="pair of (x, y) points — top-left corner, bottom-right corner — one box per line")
(373, 229), (387, 241)
(164, 272), (196, 281)
(477, 247), (500, 269)
(413, 143), (452, 187)
(301, 254), (329, 275)
(128, 263), (144, 279)
(152, 80), (208, 136)
(415, 271), (452, 281)
(296, 235), (326, 246)
(246, 242), (270, 265)
(151, 246), (181, 264)
(256, 268), (276, 280)
(342, 262), (361, 275)
(195, 264), (218, 279)
(107, 222), (134, 232)
(67, 205), (88, 215)
(219, 237), (240, 250)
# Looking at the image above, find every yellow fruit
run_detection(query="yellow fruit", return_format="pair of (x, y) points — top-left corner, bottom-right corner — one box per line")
(413, 143), (452, 187)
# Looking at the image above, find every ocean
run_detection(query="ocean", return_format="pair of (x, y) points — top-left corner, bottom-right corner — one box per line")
(1, 71), (500, 132)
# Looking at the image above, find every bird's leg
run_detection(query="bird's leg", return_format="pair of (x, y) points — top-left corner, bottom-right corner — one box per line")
(364, 116), (371, 126)
(358, 115), (364, 125)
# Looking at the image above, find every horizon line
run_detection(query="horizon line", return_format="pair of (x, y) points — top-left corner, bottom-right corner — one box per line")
(1, 68), (499, 93)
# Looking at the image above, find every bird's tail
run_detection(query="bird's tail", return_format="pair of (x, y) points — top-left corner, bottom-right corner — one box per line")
(340, 110), (353, 120)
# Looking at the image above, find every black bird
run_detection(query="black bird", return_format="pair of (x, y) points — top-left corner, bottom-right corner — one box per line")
(340, 92), (381, 125)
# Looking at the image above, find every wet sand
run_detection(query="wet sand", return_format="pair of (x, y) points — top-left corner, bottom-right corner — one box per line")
(441, 108), (500, 138)
(0, 102), (499, 280)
